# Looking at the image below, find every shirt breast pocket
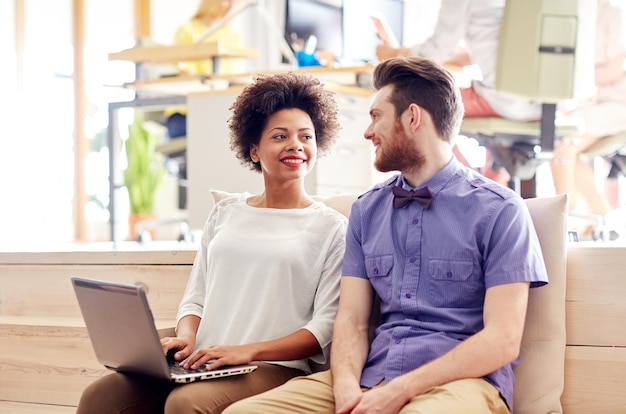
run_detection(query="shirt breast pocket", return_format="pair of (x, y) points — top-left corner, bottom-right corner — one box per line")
(428, 258), (477, 308)
(365, 255), (394, 302)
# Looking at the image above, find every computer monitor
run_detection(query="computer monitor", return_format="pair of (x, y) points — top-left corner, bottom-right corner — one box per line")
(285, 0), (404, 65)
(285, 0), (344, 61)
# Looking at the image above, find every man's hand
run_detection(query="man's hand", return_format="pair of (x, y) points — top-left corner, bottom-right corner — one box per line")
(334, 378), (364, 414)
(340, 383), (409, 414)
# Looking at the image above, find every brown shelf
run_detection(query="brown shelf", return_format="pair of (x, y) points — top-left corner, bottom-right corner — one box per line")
(115, 64), (376, 97)
(108, 41), (258, 64)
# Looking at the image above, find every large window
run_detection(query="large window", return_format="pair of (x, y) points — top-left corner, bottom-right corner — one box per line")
(0, 0), (134, 244)
(82, 1), (135, 241)
(0, 0), (75, 244)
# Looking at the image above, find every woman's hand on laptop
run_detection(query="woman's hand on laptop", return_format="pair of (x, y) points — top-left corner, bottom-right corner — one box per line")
(161, 314), (199, 362)
(181, 344), (255, 371)
(161, 334), (195, 362)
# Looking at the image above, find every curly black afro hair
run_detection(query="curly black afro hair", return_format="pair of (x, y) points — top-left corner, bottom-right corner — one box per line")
(228, 72), (341, 172)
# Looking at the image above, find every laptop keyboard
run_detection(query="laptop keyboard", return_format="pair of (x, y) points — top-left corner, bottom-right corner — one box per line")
(168, 358), (211, 374)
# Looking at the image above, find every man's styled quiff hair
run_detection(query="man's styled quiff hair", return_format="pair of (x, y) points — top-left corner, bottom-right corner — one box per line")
(228, 72), (340, 172)
(372, 56), (464, 143)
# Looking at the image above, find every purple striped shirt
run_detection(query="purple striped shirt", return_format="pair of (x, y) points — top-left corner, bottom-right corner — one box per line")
(342, 158), (548, 410)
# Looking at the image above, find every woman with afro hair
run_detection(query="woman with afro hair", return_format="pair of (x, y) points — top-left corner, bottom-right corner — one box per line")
(77, 73), (347, 414)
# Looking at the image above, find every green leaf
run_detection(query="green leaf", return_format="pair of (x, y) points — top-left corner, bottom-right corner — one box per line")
(123, 116), (165, 215)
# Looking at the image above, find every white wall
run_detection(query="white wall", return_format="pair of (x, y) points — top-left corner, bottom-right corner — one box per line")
(150, 0), (198, 45)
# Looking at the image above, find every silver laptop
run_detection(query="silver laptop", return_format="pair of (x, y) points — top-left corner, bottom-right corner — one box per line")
(71, 277), (258, 383)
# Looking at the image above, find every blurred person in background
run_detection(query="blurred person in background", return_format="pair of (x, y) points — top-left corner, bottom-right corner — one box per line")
(550, 0), (626, 239)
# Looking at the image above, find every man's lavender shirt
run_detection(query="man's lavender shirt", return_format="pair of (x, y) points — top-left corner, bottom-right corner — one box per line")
(342, 158), (548, 410)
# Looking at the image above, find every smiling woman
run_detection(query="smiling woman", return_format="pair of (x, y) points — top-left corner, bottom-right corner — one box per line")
(75, 72), (349, 414)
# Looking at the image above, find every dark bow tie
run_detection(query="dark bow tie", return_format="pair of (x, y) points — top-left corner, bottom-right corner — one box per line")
(392, 186), (432, 209)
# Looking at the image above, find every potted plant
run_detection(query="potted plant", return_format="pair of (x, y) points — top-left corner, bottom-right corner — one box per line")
(123, 115), (165, 240)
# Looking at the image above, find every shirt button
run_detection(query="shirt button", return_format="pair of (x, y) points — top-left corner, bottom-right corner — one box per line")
(409, 257), (416, 263)
(374, 268), (379, 275)
(447, 271), (453, 278)
(412, 219), (419, 225)
(405, 293), (411, 299)
(395, 339), (401, 344)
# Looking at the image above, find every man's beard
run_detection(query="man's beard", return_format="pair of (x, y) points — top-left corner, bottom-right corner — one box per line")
(374, 120), (425, 173)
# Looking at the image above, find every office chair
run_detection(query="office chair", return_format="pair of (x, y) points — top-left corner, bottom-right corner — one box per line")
(460, 0), (597, 194)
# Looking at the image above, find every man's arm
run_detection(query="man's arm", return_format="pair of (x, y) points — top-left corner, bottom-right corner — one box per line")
(353, 282), (530, 413)
(330, 276), (375, 412)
